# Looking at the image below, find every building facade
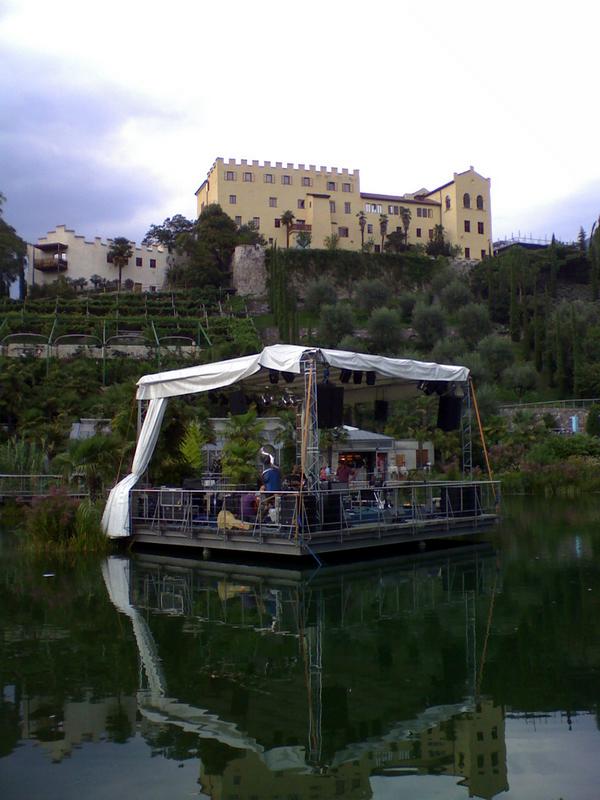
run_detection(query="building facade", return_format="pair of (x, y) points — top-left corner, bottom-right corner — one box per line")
(196, 158), (492, 260)
(27, 225), (170, 292)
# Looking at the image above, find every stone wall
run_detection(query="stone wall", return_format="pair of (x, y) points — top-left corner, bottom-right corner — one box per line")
(232, 245), (267, 297)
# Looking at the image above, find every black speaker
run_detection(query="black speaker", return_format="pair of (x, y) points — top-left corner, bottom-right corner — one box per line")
(339, 369), (352, 384)
(229, 390), (248, 415)
(437, 395), (462, 431)
(366, 371), (376, 386)
(374, 400), (388, 422)
(282, 371), (295, 383)
(317, 383), (344, 428)
(269, 369), (279, 384)
(353, 371), (363, 384)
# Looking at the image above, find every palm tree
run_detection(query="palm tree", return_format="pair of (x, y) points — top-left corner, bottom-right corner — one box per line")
(379, 214), (388, 252)
(280, 210), (295, 248)
(356, 210), (367, 248)
(107, 237), (133, 290)
(399, 206), (411, 247)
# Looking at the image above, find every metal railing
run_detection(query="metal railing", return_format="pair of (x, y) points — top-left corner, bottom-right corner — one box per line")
(0, 474), (87, 498)
(130, 479), (500, 546)
(500, 398), (599, 412)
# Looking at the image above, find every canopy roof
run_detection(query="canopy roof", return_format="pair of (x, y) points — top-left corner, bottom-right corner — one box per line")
(136, 344), (469, 401)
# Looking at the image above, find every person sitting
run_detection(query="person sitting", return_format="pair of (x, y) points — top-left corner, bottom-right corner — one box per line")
(240, 490), (259, 521)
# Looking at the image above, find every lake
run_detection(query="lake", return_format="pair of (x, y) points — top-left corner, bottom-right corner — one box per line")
(1, 497), (600, 799)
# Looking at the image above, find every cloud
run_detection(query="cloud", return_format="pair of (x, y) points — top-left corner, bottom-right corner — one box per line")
(0, 50), (181, 243)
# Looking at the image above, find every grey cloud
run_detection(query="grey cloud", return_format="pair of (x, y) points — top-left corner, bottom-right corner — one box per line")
(0, 51), (179, 243)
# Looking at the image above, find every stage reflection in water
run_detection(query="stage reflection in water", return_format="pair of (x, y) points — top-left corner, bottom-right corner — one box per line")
(100, 544), (507, 799)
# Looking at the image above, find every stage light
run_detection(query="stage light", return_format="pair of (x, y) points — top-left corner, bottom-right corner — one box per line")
(269, 369), (279, 384)
(282, 371), (295, 384)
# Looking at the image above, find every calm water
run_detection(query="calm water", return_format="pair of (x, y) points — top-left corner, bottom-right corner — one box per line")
(2, 498), (600, 800)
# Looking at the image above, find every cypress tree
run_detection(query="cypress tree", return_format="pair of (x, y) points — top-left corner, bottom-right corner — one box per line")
(509, 256), (520, 342)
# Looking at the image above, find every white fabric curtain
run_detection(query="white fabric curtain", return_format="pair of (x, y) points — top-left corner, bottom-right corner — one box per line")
(102, 397), (167, 538)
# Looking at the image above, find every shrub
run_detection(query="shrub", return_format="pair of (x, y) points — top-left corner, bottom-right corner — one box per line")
(585, 403), (600, 436)
(501, 363), (538, 397)
(397, 292), (419, 322)
(355, 279), (389, 313)
(24, 491), (108, 552)
(366, 308), (403, 354)
(412, 303), (447, 350)
(303, 279), (337, 313)
(477, 335), (515, 379)
(440, 279), (473, 313)
(455, 303), (492, 348)
(318, 304), (355, 347)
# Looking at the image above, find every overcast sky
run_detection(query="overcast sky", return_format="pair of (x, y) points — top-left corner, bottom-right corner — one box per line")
(1, 0), (598, 246)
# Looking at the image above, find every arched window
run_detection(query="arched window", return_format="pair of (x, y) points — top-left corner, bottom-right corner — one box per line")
(463, 193), (471, 208)
(476, 194), (484, 210)
(445, 195), (451, 210)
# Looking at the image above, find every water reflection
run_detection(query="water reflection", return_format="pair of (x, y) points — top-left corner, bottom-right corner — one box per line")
(98, 545), (507, 799)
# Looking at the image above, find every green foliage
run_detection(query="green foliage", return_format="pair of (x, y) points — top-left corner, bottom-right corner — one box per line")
(303, 279), (337, 312)
(0, 437), (48, 473)
(221, 409), (264, 486)
(267, 245), (298, 342)
(477, 335), (515, 379)
(318, 303), (354, 347)
(295, 230), (311, 249)
(179, 419), (213, 471)
(142, 214), (194, 252)
(366, 307), (403, 354)
(411, 303), (447, 350)
(355, 278), (388, 313)
(51, 434), (124, 501)
(430, 337), (467, 365)
(397, 292), (419, 322)
(337, 334), (369, 352)
(440, 279), (473, 312)
(0, 194), (26, 296)
(24, 491), (109, 553)
(324, 233), (340, 251)
(585, 403), (600, 437)
(107, 237), (134, 289)
(501, 363), (538, 397)
(455, 303), (491, 348)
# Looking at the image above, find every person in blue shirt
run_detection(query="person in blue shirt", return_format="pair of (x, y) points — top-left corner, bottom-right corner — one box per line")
(258, 451), (281, 522)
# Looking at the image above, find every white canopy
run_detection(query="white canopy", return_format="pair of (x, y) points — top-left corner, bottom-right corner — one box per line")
(103, 345), (469, 538)
(136, 344), (469, 401)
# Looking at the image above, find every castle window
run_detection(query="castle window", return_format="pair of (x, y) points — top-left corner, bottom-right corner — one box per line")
(463, 192), (471, 208)
(298, 199), (305, 209)
(476, 194), (484, 210)
(465, 247), (471, 258)
(225, 171), (235, 181)
(481, 249), (487, 260)
(445, 195), (451, 210)
(478, 221), (484, 234)
(269, 197), (277, 207)
(416, 228), (422, 238)
(302, 176), (312, 187)
(150, 259), (156, 268)
(344, 202), (351, 213)
(274, 218), (281, 228)
(464, 220), (471, 232)
(229, 195), (237, 204)
(342, 183), (351, 192)
(264, 173), (274, 183)
(339, 226), (349, 237)
(330, 201), (336, 213)
(417, 208), (422, 217)
(136, 257), (142, 267)
(327, 181), (337, 191)
(235, 216), (242, 225)
(367, 224), (373, 234)
(428, 228), (434, 239)
(243, 172), (253, 182)
(282, 174), (291, 185)
(252, 217), (260, 228)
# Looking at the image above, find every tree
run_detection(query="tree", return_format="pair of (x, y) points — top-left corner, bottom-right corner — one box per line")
(578, 226), (587, 253)
(142, 214), (194, 252)
(440, 279), (473, 312)
(324, 233), (340, 250)
(412, 303), (447, 350)
(318, 303), (355, 347)
(175, 204), (239, 288)
(455, 303), (492, 348)
(384, 230), (406, 253)
(590, 217), (600, 301)
(501, 363), (537, 397)
(477, 334), (514, 379)
(0, 192), (26, 296)
(237, 220), (266, 246)
(107, 237), (133, 290)
(355, 278), (388, 313)
(304, 279), (337, 313)
(426, 225), (460, 257)
(280, 210), (295, 248)
(399, 206), (411, 246)
(585, 403), (600, 437)
(356, 210), (367, 248)
(379, 213), (388, 252)
(367, 307), (403, 354)
(221, 409), (264, 486)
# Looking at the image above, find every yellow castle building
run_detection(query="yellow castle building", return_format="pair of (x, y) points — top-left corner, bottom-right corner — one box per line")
(195, 158), (492, 260)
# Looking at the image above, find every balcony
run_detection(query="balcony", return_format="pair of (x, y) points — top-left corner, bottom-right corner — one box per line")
(34, 256), (68, 272)
(291, 223), (312, 232)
